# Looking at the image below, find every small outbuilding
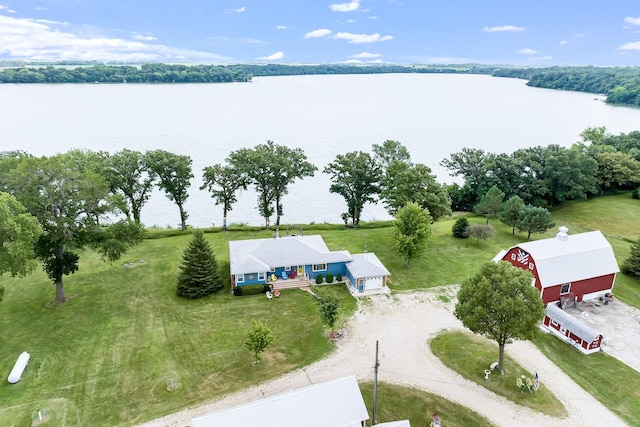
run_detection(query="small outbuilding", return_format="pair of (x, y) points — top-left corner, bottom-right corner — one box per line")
(543, 304), (603, 354)
(346, 252), (391, 294)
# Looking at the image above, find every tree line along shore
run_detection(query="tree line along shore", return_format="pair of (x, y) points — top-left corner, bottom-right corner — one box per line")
(1, 62), (640, 106)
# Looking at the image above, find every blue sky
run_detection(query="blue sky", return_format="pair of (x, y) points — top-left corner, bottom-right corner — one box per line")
(1, 1), (640, 65)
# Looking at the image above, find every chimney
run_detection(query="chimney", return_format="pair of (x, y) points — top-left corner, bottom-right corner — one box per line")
(556, 226), (569, 241)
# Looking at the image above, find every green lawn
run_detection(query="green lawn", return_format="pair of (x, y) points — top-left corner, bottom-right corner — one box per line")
(0, 236), (356, 426)
(430, 331), (567, 418)
(1, 193), (639, 425)
(359, 382), (493, 426)
(533, 333), (640, 425)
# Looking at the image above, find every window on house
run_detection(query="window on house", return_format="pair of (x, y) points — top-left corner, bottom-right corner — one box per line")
(550, 319), (558, 327)
(312, 263), (327, 272)
(529, 262), (534, 270)
(560, 283), (571, 294)
(284, 266), (291, 271)
(510, 253), (516, 261)
(236, 275), (244, 283)
(258, 272), (266, 281)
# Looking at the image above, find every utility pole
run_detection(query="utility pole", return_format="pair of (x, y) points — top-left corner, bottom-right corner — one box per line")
(372, 340), (380, 425)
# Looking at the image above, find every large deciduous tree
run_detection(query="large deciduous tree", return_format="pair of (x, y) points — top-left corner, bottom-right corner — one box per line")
(145, 150), (193, 230)
(315, 293), (340, 334)
(594, 151), (640, 193)
(324, 151), (382, 227)
(372, 139), (412, 169)
(454, 261), (545, 374)
(0, 192), (42, 278)
(1, 153), (143, 303)
(104, 149), (156, 224)
(228, 141), (316, 228)
(516, 205), (556, 240)
(392, 202), (432, 268)
(177, 230), (223, 298)
(201, 163), (247, 230)
(381, 161), (451, 221)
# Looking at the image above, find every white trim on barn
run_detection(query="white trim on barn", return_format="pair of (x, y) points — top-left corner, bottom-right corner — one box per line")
(191, 376), (370, 427)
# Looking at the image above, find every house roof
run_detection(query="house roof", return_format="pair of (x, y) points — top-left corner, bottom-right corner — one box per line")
(191, 375), (370, 427)
(546, 304), (601, 343)
(347, 252), (391, 278)
(508, 230), (619, 286)
(229, 235), (352, 275)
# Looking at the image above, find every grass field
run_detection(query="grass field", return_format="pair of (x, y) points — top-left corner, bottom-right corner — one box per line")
(0, 193), (639, 425)
(359, 382), (492, 426)
(430, 331), (566, 417)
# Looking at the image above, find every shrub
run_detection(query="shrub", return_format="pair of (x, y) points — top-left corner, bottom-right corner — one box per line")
(315, 274), (323, 284)
(326, 272), (334, 283)
(633, 187), (640, 200)
(234, 284), (267, 296)
(452, 217), (470, 238)
(336, 273), (343, 282)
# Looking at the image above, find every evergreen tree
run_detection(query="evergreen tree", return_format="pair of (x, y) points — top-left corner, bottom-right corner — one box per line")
(622, 238), (640, 278)
(499, 195), (525, 234)
(474, 185), (505, 224)
(177, 230), (223, 298)
(516, 205), (556, 240)
(452, 217), (470, 238)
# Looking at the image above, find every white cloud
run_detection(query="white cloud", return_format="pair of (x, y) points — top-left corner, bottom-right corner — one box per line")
(304, 28), (332, 39)
(34, 18), (69, 25)
(276, 25), (287, 30)
(133, 34), (157, 41)
(528, 55), (553, 61)
(624, 17), (640, 26)
(257, 51), (284, 60)
(559, 40), (568, 45)
(346, 19), (356, 23)
(350, 51), (382, 58)
(34, 6), (48, 11)
(343, 59), (363, 64)
(334, 32), (393, 43)
(482, 25), (524, 33)
(575, 33), (587, 37)
(618, 41), (640, 51)
(0, 15), (228, 62)
(517, 48), (538, 54)
(229, 6), (246, 13)
(330, 1), (361, 12)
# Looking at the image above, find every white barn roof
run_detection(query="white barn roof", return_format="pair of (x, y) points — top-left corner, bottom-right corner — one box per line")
(191, 376), (369, 427)
(347, 253), (391, 279)
(546, 304), (601, 343)
(512, 230), (619, 287)
(230, 235), (352, 275)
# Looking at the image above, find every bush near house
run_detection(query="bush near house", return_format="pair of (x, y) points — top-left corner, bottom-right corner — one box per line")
(326, 272), (334, 283)
(316, 273), (324, 284)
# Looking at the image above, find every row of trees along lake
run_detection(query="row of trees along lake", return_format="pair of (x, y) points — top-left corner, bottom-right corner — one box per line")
(1, 62), (640, 106)
(2, 128), (640, 302)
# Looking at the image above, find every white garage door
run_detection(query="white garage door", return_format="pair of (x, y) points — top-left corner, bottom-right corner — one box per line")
(365, 276), (383, 290)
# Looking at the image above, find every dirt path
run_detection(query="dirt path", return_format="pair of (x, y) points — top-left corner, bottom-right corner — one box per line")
(137, 288), (628, 427)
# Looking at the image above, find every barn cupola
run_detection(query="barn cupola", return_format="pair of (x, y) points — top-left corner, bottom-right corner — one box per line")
(556, 226), (569, 241)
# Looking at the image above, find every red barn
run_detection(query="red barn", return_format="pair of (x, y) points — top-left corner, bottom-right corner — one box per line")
(495, 227), (619, 306)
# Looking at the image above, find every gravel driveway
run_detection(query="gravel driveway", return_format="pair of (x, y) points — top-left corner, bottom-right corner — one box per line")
(137, 287), (629, 427)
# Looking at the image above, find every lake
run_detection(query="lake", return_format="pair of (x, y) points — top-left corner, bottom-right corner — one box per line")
(2, 73), (640, 228)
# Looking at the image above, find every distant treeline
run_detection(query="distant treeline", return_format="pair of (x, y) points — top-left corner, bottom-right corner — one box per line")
(492, 66), (640, 107)
(2, 62), (640, 107)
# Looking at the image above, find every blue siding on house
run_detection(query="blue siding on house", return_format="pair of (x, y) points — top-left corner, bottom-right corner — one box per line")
(235, 272), (268, 286)
(308, 262), (348, 282)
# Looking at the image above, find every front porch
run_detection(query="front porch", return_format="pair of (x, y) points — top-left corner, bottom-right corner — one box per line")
(270, 275), (312, 291)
